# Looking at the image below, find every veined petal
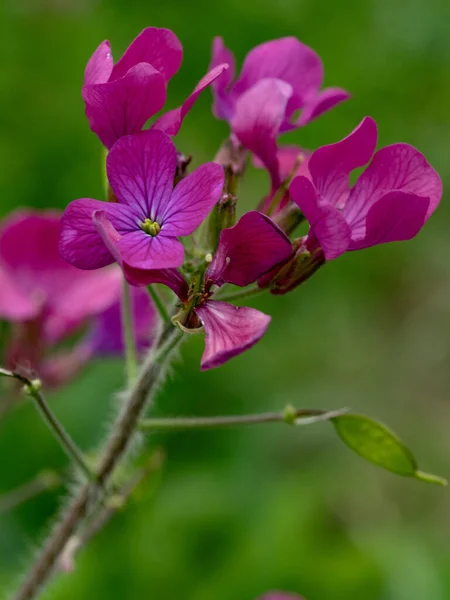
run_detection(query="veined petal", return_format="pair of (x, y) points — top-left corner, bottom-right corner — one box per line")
(106, 129), (177, 220)
(59, 199), (134, 269)
(153, 64), (229, 136)
(195, 300), (271, 370)
(309, 116), (377, 207)
(210, 37), (236, 120)
(349, 190), (430, 250)
(232, 78), (293, 190)
(345, 143), (443, 235)
(117, 230), (184, 270)
(110, 27), (182, 82)
(290, 176), (351, 260)
(162, 163), (224, 236)
(296, 87), (350, 127)
(83, 63), (166, 149)
(207, 211), (292, 286)
(84, 40), (113, 85)
(233, 37), (323, 115)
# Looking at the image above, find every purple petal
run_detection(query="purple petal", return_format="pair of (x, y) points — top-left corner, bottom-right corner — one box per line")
(290, 176), (351, 260)
(162, 163), (225, 236)
(83, 63), (166, 149)
(349, 190), (430, 250)
(0, 266), (36, 321)
(152, 64), (229, 136)
(252, 145), (311, 180)
(117, 230), (184, 270)
(309, 116), (378, 207)
(195, 300), (271, 370)
(210, 37), (236, 120)
(207, 211), (292, 286)
(110, 27), (182, 82)
(59, 199), (134, 269)
(123, 265), (189, 300)
(84, 40), (113, 85)
(232, 78), (293, 190)
(233, 37), (323, 119)
(106, 129), (177, 220)
(344, 143), (443, 236)
(297, 87), (350, 127)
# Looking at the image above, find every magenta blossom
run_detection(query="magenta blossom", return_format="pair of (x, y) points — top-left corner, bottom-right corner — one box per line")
(95, 210), (292, 369)
(83, 27), (228, 148)
(60, 129), (225, 272)
(0, 210), (121, 383)
(210, 36), (348, 189)
(289, 116), (442, 261)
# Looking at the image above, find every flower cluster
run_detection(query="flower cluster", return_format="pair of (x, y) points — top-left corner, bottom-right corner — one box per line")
(0, 27), (442, 376)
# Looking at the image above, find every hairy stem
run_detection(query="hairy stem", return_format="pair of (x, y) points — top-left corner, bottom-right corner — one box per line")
(121, 278), (138, 385)
(12, 324), (183, 600)
(215, 284), (266, 303)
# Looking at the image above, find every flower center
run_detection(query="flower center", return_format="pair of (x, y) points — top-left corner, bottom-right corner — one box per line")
(141, 218), (161, 236)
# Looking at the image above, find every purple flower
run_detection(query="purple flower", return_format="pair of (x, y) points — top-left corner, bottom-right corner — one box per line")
(83, 27), (228, 148)
(210, 36), (349, 189)
(289, 116), (442, 261)
(59, 129), (225, 271)
(97, 210), (292, 369)
(0, 210), (121, 383)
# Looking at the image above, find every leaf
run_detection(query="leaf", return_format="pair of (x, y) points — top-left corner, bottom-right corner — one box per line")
(332, 414), (447, 486)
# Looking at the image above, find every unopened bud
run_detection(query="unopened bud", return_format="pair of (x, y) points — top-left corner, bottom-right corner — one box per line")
(175, 152), (192, 185)
(208, 192), (237, 251)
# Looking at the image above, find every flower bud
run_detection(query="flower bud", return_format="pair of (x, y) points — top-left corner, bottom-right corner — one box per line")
(208, 192), (237, 251)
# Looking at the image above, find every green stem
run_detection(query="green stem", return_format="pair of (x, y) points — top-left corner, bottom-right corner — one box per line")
(147, 285), (170, 323)
(216, 284), (266, 303)
(0, 370), (96, 482)
(139, 407), (348, 431)
(121, 278), (138, 385)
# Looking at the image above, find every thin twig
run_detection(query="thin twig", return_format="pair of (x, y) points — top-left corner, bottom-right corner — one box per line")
(0, 471), (62, 514)
(121, 278), (139, 385)
(147, 285), (170, 323)
(215, 284), (265, 303)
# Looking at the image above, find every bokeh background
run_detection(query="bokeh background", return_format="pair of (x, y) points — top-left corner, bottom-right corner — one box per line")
(1, 0), (450, 598)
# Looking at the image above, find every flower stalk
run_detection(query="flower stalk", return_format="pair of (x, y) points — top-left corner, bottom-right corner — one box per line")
(121, 278), (139, 385)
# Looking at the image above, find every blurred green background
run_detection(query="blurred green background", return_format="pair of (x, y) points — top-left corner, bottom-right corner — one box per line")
(1, 0), (450, 598)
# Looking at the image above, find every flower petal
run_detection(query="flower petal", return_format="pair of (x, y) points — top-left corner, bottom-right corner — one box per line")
(83, 63), (166, 149)
(110, 27), (183, 82)
(309, 116), (378, 207)
(233, 37), (323, 116)
(349, 190), (430, 250)
(207, 211), (292, 286)
(162, 162), (224, 236)
(152, 64), (229, 136)
(290, 176), (351, 260)
(84, 40), (113, 85)
(232, 78), (293, 190)
(0, 265), (36, 321)
(195, 300), (271, 370)
(296, 87), (350, 127)
(106, 129), (177, 220)
(344, 143), (443, 236)
(59, 199), (134, 269)
(209, 37), (236, 120)
(117, 230), (184, 270)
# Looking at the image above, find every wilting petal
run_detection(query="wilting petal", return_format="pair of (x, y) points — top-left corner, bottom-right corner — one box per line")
(290, 176), (351, 260)
(87, 286), (156, 355)
(309, 117), (377, 207)
(296, 87), (350, 127)
(345, 143), (443, 235)
(232, 78), (293, 190)
(195, 300), (271, 370)
(153, 64), (229, 136)
(110, 27), (183, 83)
(106, 129), (177, 220)
(117, 230), (184, 270)
(162, 163), (225, 236)
(123, 265), (189, 300)
(207, 211), (292, 286)
(349, 190), (430, 250)
(0, 266), (36, 321)
(233, 37), (323, 117)
(83, 63), (166, 149)
(84, 40), (114, 85)
(59, 199), (134, 269)
(210, 37), (236, 120)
